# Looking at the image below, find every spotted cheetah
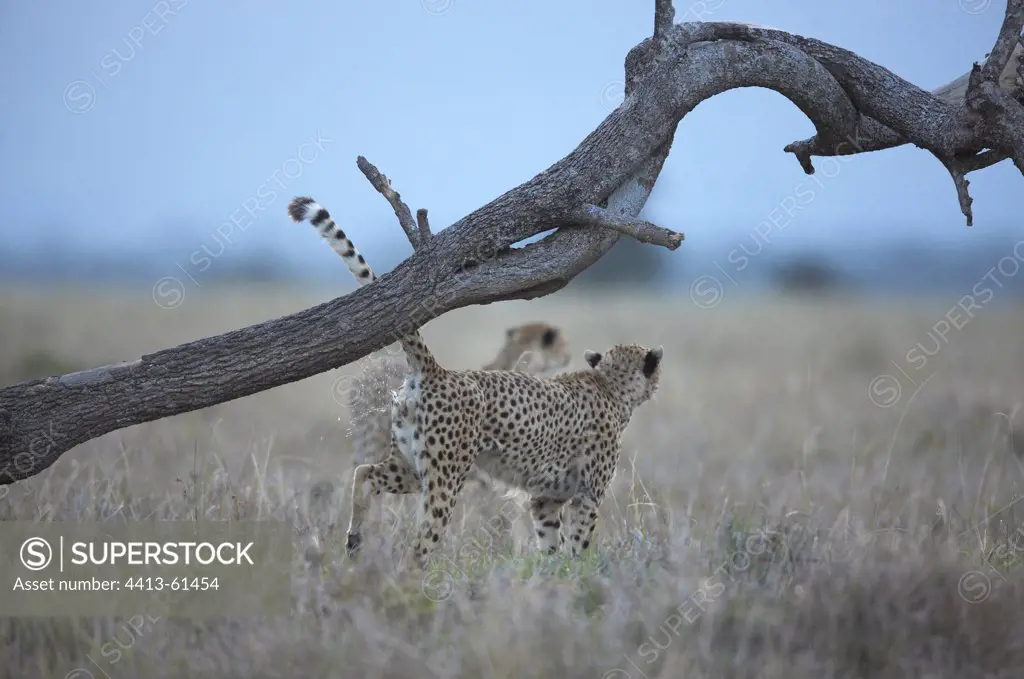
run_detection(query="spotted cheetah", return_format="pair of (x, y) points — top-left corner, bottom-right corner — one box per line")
(345, 321), (572, 471)
(288, 195), (572, 491)
(287, 195), (663, 568)
(347, 322), (571, 494)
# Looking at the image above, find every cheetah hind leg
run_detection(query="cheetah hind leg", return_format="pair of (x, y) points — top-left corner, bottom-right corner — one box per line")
(408, 422), (482, 569)
(346, 390), (426, 556)
(346, 452), (419, 557)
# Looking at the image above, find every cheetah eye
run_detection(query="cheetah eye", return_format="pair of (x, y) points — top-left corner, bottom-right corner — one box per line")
(541, 328), (557, 347)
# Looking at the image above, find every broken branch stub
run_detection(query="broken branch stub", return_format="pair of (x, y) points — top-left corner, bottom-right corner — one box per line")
(355, 155), (422, 250)
(416, 209), (432, 245)
(574, 204), (683, 250)
(2, 3), (1021, 484)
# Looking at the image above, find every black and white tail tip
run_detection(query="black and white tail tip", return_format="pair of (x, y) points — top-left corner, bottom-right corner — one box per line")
(287, 196), (375, 282)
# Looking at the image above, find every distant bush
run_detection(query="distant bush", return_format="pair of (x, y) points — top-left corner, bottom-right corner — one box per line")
(769, 255), (844, 294)
(574, 236), (675, 288)
(6, 350), (81, 384)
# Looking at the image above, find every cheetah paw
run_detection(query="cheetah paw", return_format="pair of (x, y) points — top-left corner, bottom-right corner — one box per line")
(346, 532), (362, 557)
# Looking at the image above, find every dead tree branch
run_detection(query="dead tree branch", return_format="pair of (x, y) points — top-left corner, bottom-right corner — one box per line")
(573, 204), (683, 250)
(355, 155), (422, 249)
(765, 1), (1023, 224)
(2, 3), (1021, 483)
(653, 0), (675, 41)
(947, 160), (975, 227)
(416, 209), (432, 244)
(984, 0), (1024, 85)
(356, 155), (433, 251)
(958, 148), (1010, 173)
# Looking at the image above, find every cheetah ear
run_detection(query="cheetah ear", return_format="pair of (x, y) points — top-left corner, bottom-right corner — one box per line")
(643, 346), (663, 378)
(584, 350), (602, 368)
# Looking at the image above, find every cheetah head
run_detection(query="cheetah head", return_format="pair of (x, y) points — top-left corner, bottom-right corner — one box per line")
(583, 343), (663, 406)
(505, 322), (572, 376)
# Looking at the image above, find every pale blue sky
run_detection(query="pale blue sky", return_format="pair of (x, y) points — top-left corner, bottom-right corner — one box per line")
(0, 0), (1018, 279)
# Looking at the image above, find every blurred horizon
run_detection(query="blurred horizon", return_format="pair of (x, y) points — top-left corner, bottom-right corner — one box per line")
(3, 229), (1024, 301)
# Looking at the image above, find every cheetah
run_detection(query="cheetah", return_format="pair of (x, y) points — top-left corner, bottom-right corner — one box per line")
(289, 195), (572, 492)
(346, 322), (571, 494)
(345, 321), (572, 471)
(287, 195), (663, 568)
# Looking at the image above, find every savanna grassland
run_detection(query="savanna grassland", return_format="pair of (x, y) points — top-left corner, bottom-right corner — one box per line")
(1, 283), (1024, 678)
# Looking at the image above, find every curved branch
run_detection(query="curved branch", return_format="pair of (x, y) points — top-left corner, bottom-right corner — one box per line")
(748, 5), (1024, 182)
(698, 16), (1022, 224)
(983, 0), (1024, 85)
(3, 5), (1021, 483)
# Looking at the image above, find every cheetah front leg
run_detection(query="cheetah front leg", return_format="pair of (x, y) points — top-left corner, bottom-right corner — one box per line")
(346, 452), (419, 556)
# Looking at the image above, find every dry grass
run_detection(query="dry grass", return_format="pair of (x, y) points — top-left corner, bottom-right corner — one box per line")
(2, 284), (1024, 678)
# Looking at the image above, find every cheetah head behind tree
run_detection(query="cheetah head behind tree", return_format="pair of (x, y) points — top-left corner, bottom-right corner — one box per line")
(506, 323), (573, 375)
(583, 343), (663, 406)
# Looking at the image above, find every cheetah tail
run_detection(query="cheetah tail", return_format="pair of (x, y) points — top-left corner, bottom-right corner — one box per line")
(287, 196), (438, 372)
(287, 196), (375, 284)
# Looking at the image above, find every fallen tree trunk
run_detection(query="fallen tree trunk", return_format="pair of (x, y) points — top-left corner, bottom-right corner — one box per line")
(1, 1), (1021, 484)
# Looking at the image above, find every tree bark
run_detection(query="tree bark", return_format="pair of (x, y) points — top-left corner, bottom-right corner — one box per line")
(1, 3), (1021, 485)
